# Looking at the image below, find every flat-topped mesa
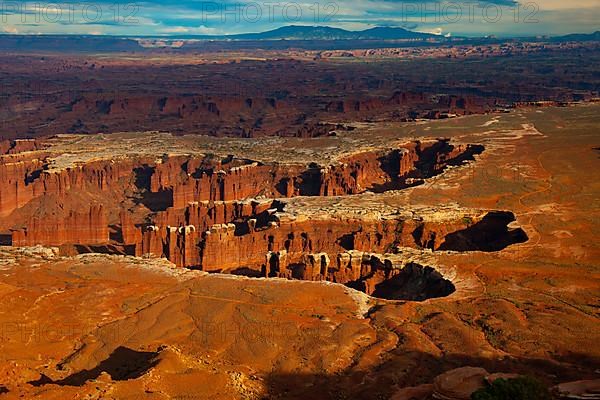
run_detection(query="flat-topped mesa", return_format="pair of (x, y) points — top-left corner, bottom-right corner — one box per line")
(11, 204), (109, 246)
(324, 92), (489, 119)
(146, 139), (483, 207)
(310, 140), (483, 196)
(40, 157), (154, 193)
(192, 215), (400, 272)
(2, 139), (485, 250)
(136, 203), (526, 270)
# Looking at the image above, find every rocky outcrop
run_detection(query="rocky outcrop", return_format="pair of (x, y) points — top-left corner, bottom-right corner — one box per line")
(0, 139), (42, 154)
(0, 155), (145, 217)
(325, 92), (490, 119)
(432, 367), (488, 400)
(149, 156), (301, 207)
(144, 140), (483, 208)
(136, 224), (200, 268)
(12, 205), (109, 246)
(166, 225), (200, 268)
(0, 154), (45, 217)
(1, 139), (501, 262)
(120, 210), (142, 245)
(554, 379), (600, 399)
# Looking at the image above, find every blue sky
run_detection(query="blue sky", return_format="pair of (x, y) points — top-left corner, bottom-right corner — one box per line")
(1, 0), (599, 37)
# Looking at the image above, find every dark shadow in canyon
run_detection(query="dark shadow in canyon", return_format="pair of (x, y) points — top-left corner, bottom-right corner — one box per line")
(297, 166), (322, 196)
(438, 211), (528, 252)
(0, 234), (12, 246)
(370, 263), (455, 301)
(231, 257), (455, 302)
(370, 143), (485, 193)
(67, 244), (132, 256)
(229, 267), (264, 278)
(343, 260), (455, 301)
(132, 166), (173, 212)
(133, 165), (153, 191)
(109, 224), (123, 243)
(28, 346), (159, 387)
(136, 188), (174, 212)
(260, 352), (600, 400)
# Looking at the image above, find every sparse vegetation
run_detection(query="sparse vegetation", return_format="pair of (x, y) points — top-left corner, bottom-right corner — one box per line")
(471, 376), (553, 400)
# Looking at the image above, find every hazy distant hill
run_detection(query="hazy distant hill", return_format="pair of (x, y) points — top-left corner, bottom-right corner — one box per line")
(0, 26), (445, 53)
(550, 31), (600, 42)
(0, 35), (142, 52)
(220, 25), (440, 40)
(0, 26), (598, 53)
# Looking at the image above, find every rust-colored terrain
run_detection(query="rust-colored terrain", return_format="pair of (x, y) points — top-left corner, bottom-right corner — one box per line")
(0, 44), (599, 399)
(1, 42), (599, 139)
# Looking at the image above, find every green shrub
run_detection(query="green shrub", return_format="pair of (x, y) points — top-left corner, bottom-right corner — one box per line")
(471, 376), (552, 400)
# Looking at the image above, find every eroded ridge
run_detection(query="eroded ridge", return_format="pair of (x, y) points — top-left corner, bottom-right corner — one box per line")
(0, 137), (482, 245)
(0, 135), (529, 300)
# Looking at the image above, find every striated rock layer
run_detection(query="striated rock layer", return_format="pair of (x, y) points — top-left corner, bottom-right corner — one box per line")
(12, 205), (109, 246)
(1, 138), (483, 251)
(0, 133), (527, 296)
(0, 132), (524, 300)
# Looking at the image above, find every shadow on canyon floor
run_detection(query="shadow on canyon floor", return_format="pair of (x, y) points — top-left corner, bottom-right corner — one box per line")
(260, 351), (600, 400)
(21, 347), (599, 397)
(28, 347), (159, 387)
(346, 262), (456, 301)
(0, 234), (11, 246)
(438, 211), (529, 252)
(370, 263), (456, 301)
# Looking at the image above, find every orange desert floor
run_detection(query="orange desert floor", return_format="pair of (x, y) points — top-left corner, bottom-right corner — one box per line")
(0, 104), (598, 399)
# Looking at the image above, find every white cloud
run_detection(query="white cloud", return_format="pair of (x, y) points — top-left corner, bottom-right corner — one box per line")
(416, 27), (444, 35)
(159, 25), (219, 34)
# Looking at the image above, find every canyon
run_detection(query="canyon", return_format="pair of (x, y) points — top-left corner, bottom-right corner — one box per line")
(0, 36), (598, 398)
(0, 104), (598, 398)
(0, 133), (523, 301)
(1, 43), (598, 140)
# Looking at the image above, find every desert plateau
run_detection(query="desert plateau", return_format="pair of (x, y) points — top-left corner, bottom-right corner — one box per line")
(0, 13), (599, 400)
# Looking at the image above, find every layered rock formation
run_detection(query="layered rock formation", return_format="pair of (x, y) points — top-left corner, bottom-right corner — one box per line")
(0, 134), (526, 293)
(144, 140), (483, 207)
(0, 139), (42, 154)
(125, 198), (526, 300)
(0, 153), (45, 217)
(5, 44), (598, 140)
(12, 204), (109, 246)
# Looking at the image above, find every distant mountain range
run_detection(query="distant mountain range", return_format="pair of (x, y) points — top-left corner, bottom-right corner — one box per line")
(186, 25), (441, 41)
(0, 26), (598, 53)
(549, 31), (600, 42)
